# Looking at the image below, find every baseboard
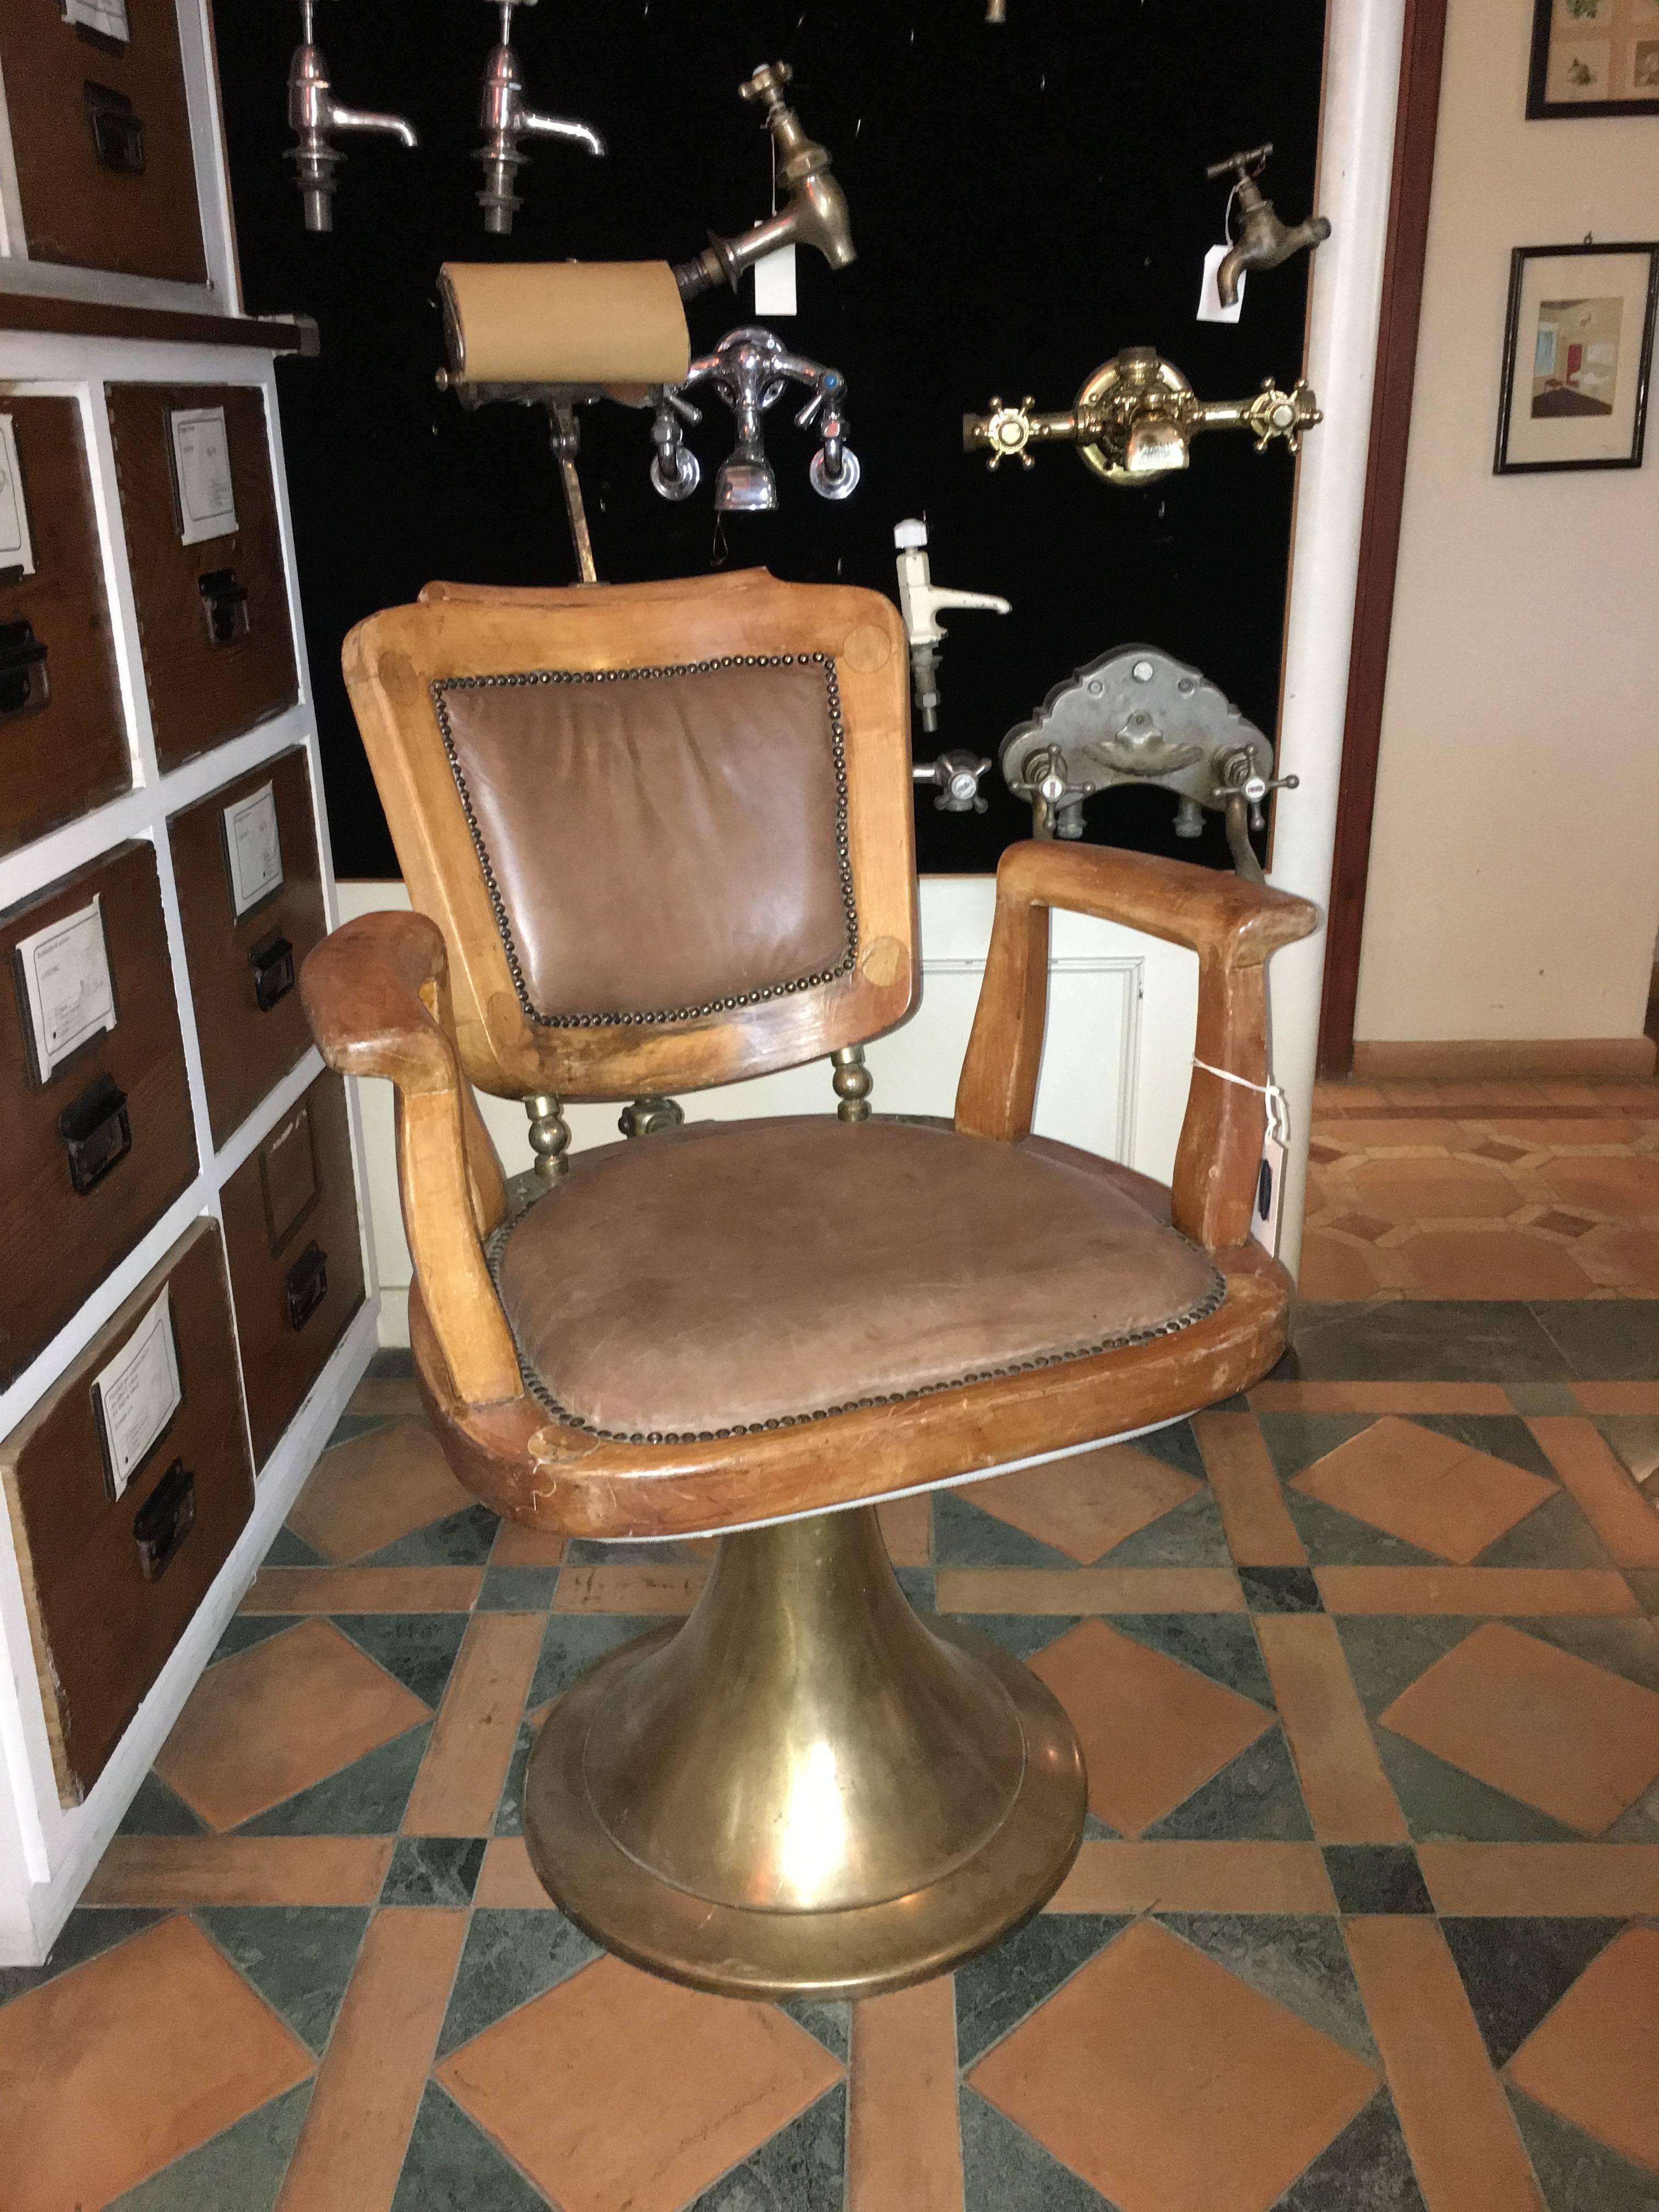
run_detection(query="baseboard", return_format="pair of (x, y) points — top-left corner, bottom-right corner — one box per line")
(1352, 1037), (1657, 1080)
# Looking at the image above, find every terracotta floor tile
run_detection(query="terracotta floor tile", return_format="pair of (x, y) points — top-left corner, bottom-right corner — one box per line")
(1379, 1620), (1659, 1834)
(1496, 1117), (1644, 1150)
(474, 1835), (555, 1908)
(83, 1835), (394, 1906)
(1193, 1411), (1307, 1566)
(1598, 1228), (1659, 1292)
(438, 1953), (842, 2212)
(1326, 1211), (1396, 1243)
(1255, 1613), (1408, 1841)
(1317, 1566), (1637, 1614)
(1530, 1208), (1596, 1239)
(402, 1610), (544, 1836)
(552, 1562), (707, 1613)
(490, 1520), (568, 1566)
(848, 1978), (963, 2211)
(240, 1566), (484, 1612)
(154, 1619), (430, 1831)
(1026, 1618), (1271, 1836)
(1527, 1414), (1659, 1566)
(969, 1918), (1377, 2212)
(1402, 1230), (1594, 1299)
(0, 1916), (312, 2212)
(346, 1375), (427, 1420)
(876, 1491), (933, 1566)
(1291, 1415), (1556, 1564)
(1295, 1231), (1385, 1301)
(1312, 1083), (1387, 1109)
(1351, 1156), (1522, 1223)
(966, 1443), (1200, 1564)
(1251, 1383), (1513, 1413)
(275, 1907), (467, 2212)
(1539, 1153), (1659, 1212)
(1343, 1916), (1543, 2212)
(286, 1420), (478, 1564)
(937, 1566), (1243, 1613)
(1575, 1382), (1659, 1414)
(1506, 1926), (1659, 2173)
(1317, 1118), (1463, 1149)
(1468, 1137), (1533, 1164)
(1046, 1839), (1335, 1914)
(1418, 1841), (1659, 1916)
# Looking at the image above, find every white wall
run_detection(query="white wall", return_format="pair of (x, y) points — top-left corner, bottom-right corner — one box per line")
(1353, 0), (1659, 1043)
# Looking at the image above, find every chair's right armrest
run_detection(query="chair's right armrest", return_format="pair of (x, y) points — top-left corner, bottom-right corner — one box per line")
(301, 913), (521, 1407)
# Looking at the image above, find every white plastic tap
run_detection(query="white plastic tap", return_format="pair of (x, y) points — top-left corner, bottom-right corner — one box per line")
(893, 518), (1011, 645)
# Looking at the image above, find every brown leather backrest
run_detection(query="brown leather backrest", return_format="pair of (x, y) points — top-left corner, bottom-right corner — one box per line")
(341, 570), (918, 1103)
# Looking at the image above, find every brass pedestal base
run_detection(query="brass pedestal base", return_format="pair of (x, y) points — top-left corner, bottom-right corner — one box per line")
(522, 1505), (1087, 2000)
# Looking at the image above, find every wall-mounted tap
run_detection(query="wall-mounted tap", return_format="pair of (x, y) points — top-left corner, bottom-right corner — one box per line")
(964, 347), (1321, 487)
(474, 0), (604, 235)
(652, 326), (857, 513)
(286, 0), (419, 233)
(673, 63), (855, 302)
(1206, 144), (1330, 311)
(893, 518), (1011, 735)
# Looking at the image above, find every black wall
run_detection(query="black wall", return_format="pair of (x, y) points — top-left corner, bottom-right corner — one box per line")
(212, 0), (1328, 877)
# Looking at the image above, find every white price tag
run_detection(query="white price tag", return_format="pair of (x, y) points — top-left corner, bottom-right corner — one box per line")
(223, 782), (284, 918)
(94, 1288), (182, 1500)
(15, 894), (117, 1081)
(170, 406), (239, 546)
(1198, 245), (1245, 325)
(1250, 1132), (1288, 1257)
(752, 244), (798, 317)
(61, 0), (131, 40)
(0, 416), (36, 577)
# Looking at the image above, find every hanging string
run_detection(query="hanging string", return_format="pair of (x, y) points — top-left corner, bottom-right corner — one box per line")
(1191, 1057), (1290, 1146)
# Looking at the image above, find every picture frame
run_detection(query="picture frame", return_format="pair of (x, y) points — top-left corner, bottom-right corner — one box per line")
(1527, 0), (1659, 119)
(1494, 241), (1658, 473)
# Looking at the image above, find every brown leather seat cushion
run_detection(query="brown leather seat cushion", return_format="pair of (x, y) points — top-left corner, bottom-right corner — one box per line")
(490, 1117), (1223, 1441)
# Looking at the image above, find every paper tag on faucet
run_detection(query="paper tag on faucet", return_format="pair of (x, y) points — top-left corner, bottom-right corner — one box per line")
(752, 245), (798, 317)
(1250, 1132), (1287, 1256)
(1198, 245), (1245, 324)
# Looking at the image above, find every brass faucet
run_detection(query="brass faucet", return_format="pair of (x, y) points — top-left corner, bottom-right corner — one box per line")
(964, 347), (1321, 486)
(673, 64), (855, 301)
(1207, 145), (1330, 311)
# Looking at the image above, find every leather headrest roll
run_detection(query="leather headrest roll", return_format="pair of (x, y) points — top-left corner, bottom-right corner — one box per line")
(438, 261), (691, 390)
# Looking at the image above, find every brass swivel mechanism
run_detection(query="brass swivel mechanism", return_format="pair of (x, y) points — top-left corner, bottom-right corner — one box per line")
(965, 347), (1321, 486)
(673, 63), (855, 302)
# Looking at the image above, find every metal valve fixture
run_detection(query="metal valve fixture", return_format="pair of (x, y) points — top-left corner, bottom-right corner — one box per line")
(473, 0), (604, 235)
(893, 520), (1007, 814)
(286, 0), (419, 233)
(965, 347), (1321, 486)
(650, 328), (857, 514)
(672, 63), (855, 302)
(1207, 144), (1330, 311)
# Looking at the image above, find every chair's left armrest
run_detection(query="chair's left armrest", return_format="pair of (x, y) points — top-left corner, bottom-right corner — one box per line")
(956, 840), (1319, 1251)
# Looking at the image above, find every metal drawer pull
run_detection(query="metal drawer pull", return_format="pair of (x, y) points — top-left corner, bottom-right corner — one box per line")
(133, 1458), (195, 1581)
(285, 1240), (328, 1330)
(0, 619), (50, 721)
(84, 81), (145, 173)
(198, 568), (251, 647)
(58, 1073), (131, 1194)
(249, 931), (296, 1011)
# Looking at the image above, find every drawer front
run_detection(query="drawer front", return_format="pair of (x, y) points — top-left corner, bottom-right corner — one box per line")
(0, 0), (207, 283)
(106, 384), (298, 771)
(0, 839), (198, 1385)
(0, 396), (131, 856)
(0, 1220), (253, 1804)
(169, 748), (326, 1147)
(221, 1071), (364, 1468)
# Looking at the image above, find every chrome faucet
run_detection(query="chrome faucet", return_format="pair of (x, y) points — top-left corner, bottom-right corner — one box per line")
(286, 0), (419, 233)
(673, 64), (855, 301)
(473, 0), (605, 235)
(1207, 145), (1330, 312)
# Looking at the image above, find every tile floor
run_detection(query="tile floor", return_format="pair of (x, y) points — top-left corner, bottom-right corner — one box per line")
(6, 1086), (1659, 2208)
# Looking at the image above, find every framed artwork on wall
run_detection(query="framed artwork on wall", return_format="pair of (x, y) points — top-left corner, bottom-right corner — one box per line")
(1527, 0), (1659, 119)
(1495, 241), (1658, 472)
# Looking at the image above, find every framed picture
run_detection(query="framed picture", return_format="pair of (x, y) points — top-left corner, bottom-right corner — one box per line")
(1527, 0), (1659, 117)
(1495, 241), (1658, 473)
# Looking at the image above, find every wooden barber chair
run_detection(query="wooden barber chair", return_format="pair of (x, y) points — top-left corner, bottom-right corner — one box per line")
(300, 568), (1317, 2001)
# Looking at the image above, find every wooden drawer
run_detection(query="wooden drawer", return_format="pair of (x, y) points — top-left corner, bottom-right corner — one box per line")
(168, 748), (326, 1148)
(221, 1071), (364, 1468)
(0, 396), (131, 856)
(0, 0), (207, 283)
(106, 383), (298, 771)
(0, 1220), (252, 1803)
(0, 839), (198, 1386)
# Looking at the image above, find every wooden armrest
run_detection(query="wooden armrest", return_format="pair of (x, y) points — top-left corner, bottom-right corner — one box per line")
(300, 913), (520, 1406)
(957, 842), (1319, 1251)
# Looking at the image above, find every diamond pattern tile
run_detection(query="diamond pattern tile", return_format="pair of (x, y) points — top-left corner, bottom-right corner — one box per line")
(1292, 1416), (1556, 1564)
(154, 1620), (430, 1831)
(1506, 1925), (1659, 2174)
(436, 1953), (842, 2212)
(286, 1421), (478, 1564)
(968, 1918), (1379, 2212)
(1027, 1620), (1273, 1835)
(1380, 1622), (1659, 1835)
(966, 1444), (1202, 1564)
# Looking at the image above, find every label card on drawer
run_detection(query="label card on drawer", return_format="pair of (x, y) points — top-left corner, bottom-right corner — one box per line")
(222, 782), (284, 917)
(14, 894), (117, 1082)
(94, 1285), (182, 1499)
(0, 417), (36, 579)
(261, 1102), (320, 1252)
(169, 407), (239, 546)
(62, 0), (132, 38)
